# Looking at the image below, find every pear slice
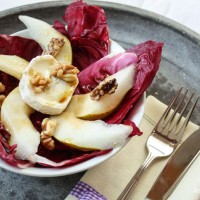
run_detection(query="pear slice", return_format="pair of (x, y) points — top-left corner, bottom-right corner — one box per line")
(19, 55), (79, 115)
(1, 88), (40, 160)
(74, 65), (135, 120)
(51, 112), (132, 151)
(19, 15), (72, 65)
(49, 66), (135, 150)
(0, 55), (28, 79)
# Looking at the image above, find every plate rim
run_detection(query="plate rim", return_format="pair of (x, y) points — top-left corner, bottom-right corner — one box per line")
(0, 0), (200, 45)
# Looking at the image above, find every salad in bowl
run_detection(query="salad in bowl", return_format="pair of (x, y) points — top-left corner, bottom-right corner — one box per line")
(0, 0), (163, 176)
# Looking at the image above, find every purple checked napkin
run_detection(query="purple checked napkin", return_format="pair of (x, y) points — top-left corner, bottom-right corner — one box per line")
(66, 181), (107, 200)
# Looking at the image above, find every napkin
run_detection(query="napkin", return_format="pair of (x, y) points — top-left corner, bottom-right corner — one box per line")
(65, 96), (200, 200)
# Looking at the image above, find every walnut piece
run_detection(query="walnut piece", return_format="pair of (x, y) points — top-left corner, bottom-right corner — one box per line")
(30, 73), (51, 93)
(42, 37), (65, 57)
(90, 78), (118, 101)
(41, 118), (57, 150)
(0, 82), (5, 107)
(0, 94), (5, 107)
(51, 64), (79, 84)
(0, 82), (5, 93)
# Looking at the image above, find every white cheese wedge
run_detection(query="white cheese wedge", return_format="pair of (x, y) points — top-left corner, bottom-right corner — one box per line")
(1, 88), (40, 160)
(19, 15), (72, 65)
(19, 55), (78, 115)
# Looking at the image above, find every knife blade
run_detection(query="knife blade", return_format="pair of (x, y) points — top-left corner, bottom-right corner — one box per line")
(145, 128), (200, 200)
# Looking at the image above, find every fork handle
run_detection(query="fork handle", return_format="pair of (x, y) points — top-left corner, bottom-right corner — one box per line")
(117, 152), (156, 200)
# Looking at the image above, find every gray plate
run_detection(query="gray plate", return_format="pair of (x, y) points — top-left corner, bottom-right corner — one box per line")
(0, 1), (200, 199)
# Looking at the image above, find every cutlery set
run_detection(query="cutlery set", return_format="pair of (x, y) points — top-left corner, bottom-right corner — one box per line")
(118, 88), (199, 200)
(146, 128), (200, 200)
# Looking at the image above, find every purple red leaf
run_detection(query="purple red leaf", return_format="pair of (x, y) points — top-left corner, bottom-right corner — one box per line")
(0, 34), (42, 61)
(53, 0), (110, 70)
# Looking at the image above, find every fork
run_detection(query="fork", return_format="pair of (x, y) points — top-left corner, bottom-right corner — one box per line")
(117, 88), (199, 200)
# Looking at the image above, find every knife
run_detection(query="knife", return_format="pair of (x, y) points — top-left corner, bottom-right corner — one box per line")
(145, 128), (200, 200)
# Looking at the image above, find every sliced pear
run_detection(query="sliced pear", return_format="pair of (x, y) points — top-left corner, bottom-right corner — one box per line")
(49, 66), (135, 150)
(19, 15), (72, 65)
(51, 112), (132, 150)
(19, 55), (79, 115)
(74, 65), (135, 120)
(0, 55), (28, 79)
(1, 88), (40, 160)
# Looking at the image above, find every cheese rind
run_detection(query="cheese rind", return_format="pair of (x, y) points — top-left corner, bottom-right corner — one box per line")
(19, 55), (78, 115)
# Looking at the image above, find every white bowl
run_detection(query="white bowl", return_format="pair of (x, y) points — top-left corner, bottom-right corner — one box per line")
(0, 30), (145, 177)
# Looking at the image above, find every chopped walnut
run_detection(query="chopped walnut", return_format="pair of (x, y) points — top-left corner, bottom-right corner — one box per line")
(41, 118), (57, 150)
(0, 82), (5, 107)
(0, 82), (5, 93)
(51, 64), (79, 84)
(0, 94), (5, 107)
(90, 78), (118, 101)
(42, 37), (65, 57)
(30, 73), (51, 93)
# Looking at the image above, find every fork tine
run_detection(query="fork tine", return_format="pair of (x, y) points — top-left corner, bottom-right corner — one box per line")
(174, 96), (199, 142)
(155, 87), (183, 132)
(169, 91), (194, 133)
(162, 89), (188, 134)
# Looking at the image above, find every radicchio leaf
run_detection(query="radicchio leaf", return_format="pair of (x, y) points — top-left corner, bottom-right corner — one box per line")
(0, 123), (33, 168)
(0, 72), (19, 96)
(75, 52), (139, 94)
(35, 146), (111, 168)
(106, 40), (163, 124)
(0, 34), (42, 61)
(53, 0), (110, 70)
(0, 34), (43, 94)
(124, 120), (143, 137)
(76, 40), (163, 124)
(0, 34), (42, 97)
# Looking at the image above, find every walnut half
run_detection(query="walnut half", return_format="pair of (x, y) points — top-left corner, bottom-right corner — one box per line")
(42, 37), (65, 57)
(90, 78), (118, 101)
(51, 64), (79, 84)
(0, 95), (5, 107)
(41, 118), (57, 150)
(0, 82), (5, 93)
(42, 38), (65, 57)
(30, 73), (51, 93)
(0, 82), (5, 107)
